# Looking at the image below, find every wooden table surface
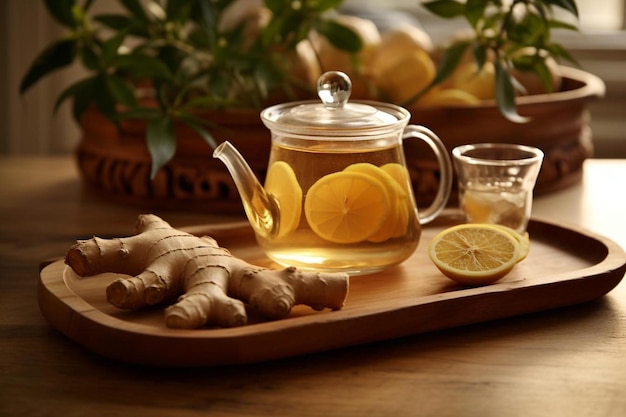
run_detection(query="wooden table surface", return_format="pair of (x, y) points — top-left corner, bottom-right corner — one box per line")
(2, 155), (625, 417)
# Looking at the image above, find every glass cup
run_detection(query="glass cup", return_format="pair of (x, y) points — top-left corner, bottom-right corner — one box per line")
(452, 143), (544, 233)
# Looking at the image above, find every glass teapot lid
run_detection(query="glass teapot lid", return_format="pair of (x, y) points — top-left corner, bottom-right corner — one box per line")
(260, 71), (410, 138)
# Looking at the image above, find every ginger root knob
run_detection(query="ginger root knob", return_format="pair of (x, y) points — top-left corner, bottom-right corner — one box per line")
(64, 214), (350, 329)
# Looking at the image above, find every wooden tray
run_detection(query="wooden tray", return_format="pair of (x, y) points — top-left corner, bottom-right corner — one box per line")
(38, 213), (626, 367)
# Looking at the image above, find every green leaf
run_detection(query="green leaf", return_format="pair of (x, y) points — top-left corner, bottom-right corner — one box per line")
(92, 74), (118, 119)
(400, 39), (470, 106)
(261, 9), (309, 49)
(531, 59), (555, 93)
(544, 42), (580, 66)
(482, 10), (505, 33)
(472, 43), (488, 69)
(80, 44), (100, 70)
(546, 0), (579, 17)
(511, 52), (536, 72)
(119, 0), (149, 23)
(20, 38), (77, 94)
(113, 54), (173, 79)
(507, 12), (545, 46)
(204, 72), (233, 102)
(465, 0), (489, 28)
(94, 14), (151, 37)
(264, 0), (291, 13)
(190, 0), (217, 47)
(422, 0), (466, 19)
(101, 30), (128, 66)
(53, 76), (95, 120)
(495, 61), (529, 123)
(432, 40), (471, 86)
(72, 77), (98, 122)
(316, 20), (362, 53)
(104, 75), (137, 108)
(165, 0), (195, 22)
(548, 19), (579, 32)
(510, 74), (528, 96)
(93, 14), (134, 30)
(43, 0), (78, 28)
(181, 117), (218, 149)
(147, 116), (177, 179)
(312, 0), (345, 12)
(512, 52), (554, 93)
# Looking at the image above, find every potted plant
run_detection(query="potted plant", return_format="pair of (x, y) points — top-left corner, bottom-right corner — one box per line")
(21, 0), (602, 210)
(19, 0), (363, 210)
(395, 0), (605, 204)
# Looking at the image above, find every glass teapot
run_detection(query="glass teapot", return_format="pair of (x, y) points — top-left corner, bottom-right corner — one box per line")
(214, 71), (452, 275)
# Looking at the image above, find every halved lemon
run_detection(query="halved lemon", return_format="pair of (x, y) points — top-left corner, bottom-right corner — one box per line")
(304, 170), (390, 244)
(428, 224), (521, 285)
(264, 161), (302, 238)
(487, 224), (530, 262)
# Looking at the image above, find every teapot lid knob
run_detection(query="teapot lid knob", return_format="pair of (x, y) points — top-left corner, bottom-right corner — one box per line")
(317, 71), (351, 108)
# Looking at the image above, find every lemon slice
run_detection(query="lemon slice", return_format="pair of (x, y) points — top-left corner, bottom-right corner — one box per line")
(343, 163), (403, 242)
(428, 224), (521, 285)
(264, 161), (302, 238)
(380, 163), (411, 195)
(304, 171), (390, 244)
(381, 163), (412, 238)
(391, 201), (410, 238)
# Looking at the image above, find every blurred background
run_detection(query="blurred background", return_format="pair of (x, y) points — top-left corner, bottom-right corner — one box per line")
(2, 0), (625, 158)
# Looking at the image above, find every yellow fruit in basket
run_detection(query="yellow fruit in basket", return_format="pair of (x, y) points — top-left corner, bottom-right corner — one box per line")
(290, 40), (322, 93)
(369, 24), (434, 67)
(310, 14), (381, 99)
(373, 48), (436, 104)
(218, 0), (271, 44)
(344, 163), (406, 242)
(417, 88), (481, 107)
(264, 161), (303, 238)
(304, 171), (390, 244)
(451, 61), (496, 100)
(270, 40), (323, 102)
(428, 224), (521, 285)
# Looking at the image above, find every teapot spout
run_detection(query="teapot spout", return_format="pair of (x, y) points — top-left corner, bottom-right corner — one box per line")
(213, 141), (279, 238)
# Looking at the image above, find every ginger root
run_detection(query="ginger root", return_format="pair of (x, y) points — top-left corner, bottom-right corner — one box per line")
(65, 214), (349, 329)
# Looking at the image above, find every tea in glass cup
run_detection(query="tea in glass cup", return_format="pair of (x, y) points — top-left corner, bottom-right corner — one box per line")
(452, 143), (544, 233)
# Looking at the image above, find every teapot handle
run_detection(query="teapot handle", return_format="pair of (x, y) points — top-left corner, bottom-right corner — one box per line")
(402, 125), (453, 225)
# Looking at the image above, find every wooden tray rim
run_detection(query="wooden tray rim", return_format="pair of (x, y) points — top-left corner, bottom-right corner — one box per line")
(38, 216), (626, 365)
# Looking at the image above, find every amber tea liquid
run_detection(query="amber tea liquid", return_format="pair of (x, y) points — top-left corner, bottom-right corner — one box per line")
(257, 138), (422, 275)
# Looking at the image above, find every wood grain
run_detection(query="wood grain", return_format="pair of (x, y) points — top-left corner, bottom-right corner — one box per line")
(38, 216), (626, 366)
(4, 156), (626, 417)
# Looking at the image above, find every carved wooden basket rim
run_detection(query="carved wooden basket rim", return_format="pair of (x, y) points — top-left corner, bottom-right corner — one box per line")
(75, 66), (605, 212)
